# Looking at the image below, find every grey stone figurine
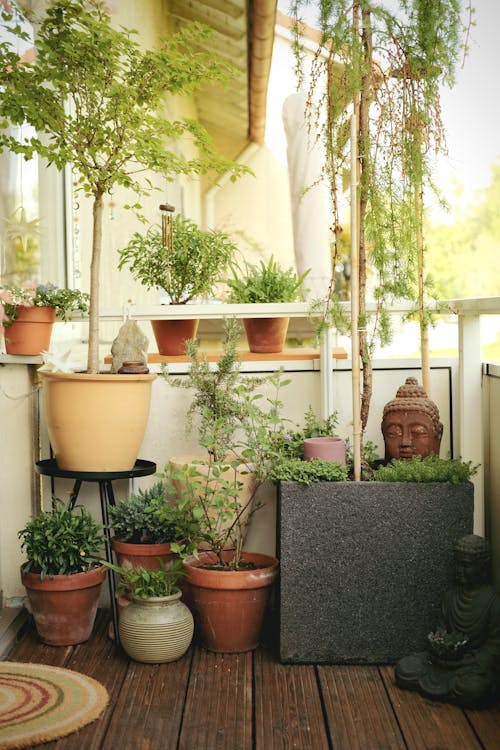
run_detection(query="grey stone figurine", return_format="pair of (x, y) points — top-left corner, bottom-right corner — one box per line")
(395, 534), (500, 708)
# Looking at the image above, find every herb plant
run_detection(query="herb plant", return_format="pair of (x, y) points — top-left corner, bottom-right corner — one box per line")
(118, 215), (237, 304)
(108, 482), (178, 544)
(160, 318), (290, 568)
(226, 256), (309, 303)
(19, 501), (103, 578)
(372, 455), (478, 484)
(0, 282), (89, 326)
(270, 458), (348, 484)
(104, 559), (185, 599)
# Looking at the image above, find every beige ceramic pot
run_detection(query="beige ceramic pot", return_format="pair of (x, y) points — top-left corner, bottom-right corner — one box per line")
(119, 590), (194, 663)
(40, 370), (156, 472)
(169, 455), (256, 549)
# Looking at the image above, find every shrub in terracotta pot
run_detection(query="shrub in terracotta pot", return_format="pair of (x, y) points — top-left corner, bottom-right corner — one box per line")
(225, 256), (309, 353)
(18, 500), (106, 646)
(118, 214), (238, 355)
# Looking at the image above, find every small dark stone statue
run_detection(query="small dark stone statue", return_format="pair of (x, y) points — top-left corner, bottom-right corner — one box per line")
(395, 534), (500, 708)
(381, 377), (443, 462)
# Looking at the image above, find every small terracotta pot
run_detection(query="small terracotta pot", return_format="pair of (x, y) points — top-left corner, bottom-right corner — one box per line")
(111, 537), (177, 570)
(21, 564), (106, 646)
(151, 319), (199, 355)
(303, 437), (347, 464)
(183, 551), (279, 653)
(242, 317), (289, 353)
(4, 305), (56, 355)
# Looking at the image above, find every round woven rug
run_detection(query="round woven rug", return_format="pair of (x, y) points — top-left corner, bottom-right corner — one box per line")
(0, 662), (109, 749)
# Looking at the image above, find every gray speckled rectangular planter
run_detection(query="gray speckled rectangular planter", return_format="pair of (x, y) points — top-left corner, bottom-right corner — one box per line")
(277, 481), (474, 664)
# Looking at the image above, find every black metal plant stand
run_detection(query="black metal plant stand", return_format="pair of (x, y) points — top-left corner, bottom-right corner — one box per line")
(35, 458), (157, 648)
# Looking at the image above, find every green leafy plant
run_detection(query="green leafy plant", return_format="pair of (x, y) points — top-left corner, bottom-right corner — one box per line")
(226, 256), (309, 303)
(372, 455), (478, 484)
(0, 0), (245, 373)
(18, 500), (103, 578)
(108, 481), (179, 544)
(117, 215), (237, 304)
(270, 458), (348, 484)
(0, 281), (89, 327)
(103, 558), (185, 599)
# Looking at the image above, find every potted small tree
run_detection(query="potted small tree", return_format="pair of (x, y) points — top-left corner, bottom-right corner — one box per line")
(118, 214), (238, 355)
(226, 256), (309, 353)
(18, 501), (106, 646)
(0, 0), (244, 471)
(159, 318), (285, 652)
(102, 559), (193, 664)
(1, 281), (89, 355)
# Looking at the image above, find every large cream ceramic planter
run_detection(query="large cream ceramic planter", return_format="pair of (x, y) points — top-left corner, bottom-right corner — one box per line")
(40, 371), (156, 472)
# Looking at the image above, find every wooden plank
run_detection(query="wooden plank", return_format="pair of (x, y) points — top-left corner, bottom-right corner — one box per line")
(254, 648), (329, 750)
(380, 665), (483, 750)
(101, 647), (193, 750)
(466, 704), (500, 750)
(317, 665), (405, 750)
(38, 611), (129, 750)
(104, 347), (348, 364)
(178, 645), (252, 750)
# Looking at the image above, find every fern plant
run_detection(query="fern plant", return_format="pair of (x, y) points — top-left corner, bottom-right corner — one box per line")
(226, 256), (309, 303)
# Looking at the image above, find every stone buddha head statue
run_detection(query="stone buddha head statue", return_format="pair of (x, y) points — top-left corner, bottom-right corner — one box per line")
(381, 377), (443, 462)
(454, 534), (491, 588)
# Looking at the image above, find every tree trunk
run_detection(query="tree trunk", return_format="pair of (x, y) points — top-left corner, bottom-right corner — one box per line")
(87, 192), (103, 374)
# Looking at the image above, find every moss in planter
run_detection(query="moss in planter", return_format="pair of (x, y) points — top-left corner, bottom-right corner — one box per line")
(270, 458), (348, 485)
(372, 455), (478, 484)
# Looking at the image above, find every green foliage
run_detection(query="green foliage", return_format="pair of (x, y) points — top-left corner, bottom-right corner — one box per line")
(19, 500), (103, 578)
(270, 458), (348, 484)
(0, 0), (246, 372)
(117, 215), (237, 304)
(291, 0), (465, 449)
(160, 318), (291, 568)
(372, 454), (478, 483)
(226, 256), (309, 303)
(0, 282), (89, 326)
(108, 481), (179, 544)
(103, 558), (185, 599)
(273, 406), (339, 459)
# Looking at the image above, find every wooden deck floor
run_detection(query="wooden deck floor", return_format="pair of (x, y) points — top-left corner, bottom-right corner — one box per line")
(5, 609), (500, 750)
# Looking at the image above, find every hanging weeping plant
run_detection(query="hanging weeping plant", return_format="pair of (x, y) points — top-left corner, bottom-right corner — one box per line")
(291, 0), (471, 476)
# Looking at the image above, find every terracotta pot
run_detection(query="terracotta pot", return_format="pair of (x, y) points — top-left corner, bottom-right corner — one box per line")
(119, 590), (194, 663)
(242, 317), (289, 353)
(169, 455), (256, 550)
(111, 537), (177, 570)
(183, 551), (279, 652)
(21, 564), (106, 646)
(40, 370), (156, 472)
(303, 437), (347, 464)
(151, 319), (199, 355)
(4, 305), (56, 355)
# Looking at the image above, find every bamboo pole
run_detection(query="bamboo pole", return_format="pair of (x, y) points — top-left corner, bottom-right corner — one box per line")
(416, 184), (431, 395)
(350, 110), (361, 481)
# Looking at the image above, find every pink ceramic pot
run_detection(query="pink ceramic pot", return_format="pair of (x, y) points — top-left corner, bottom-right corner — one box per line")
(303, 437), (346, 464)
